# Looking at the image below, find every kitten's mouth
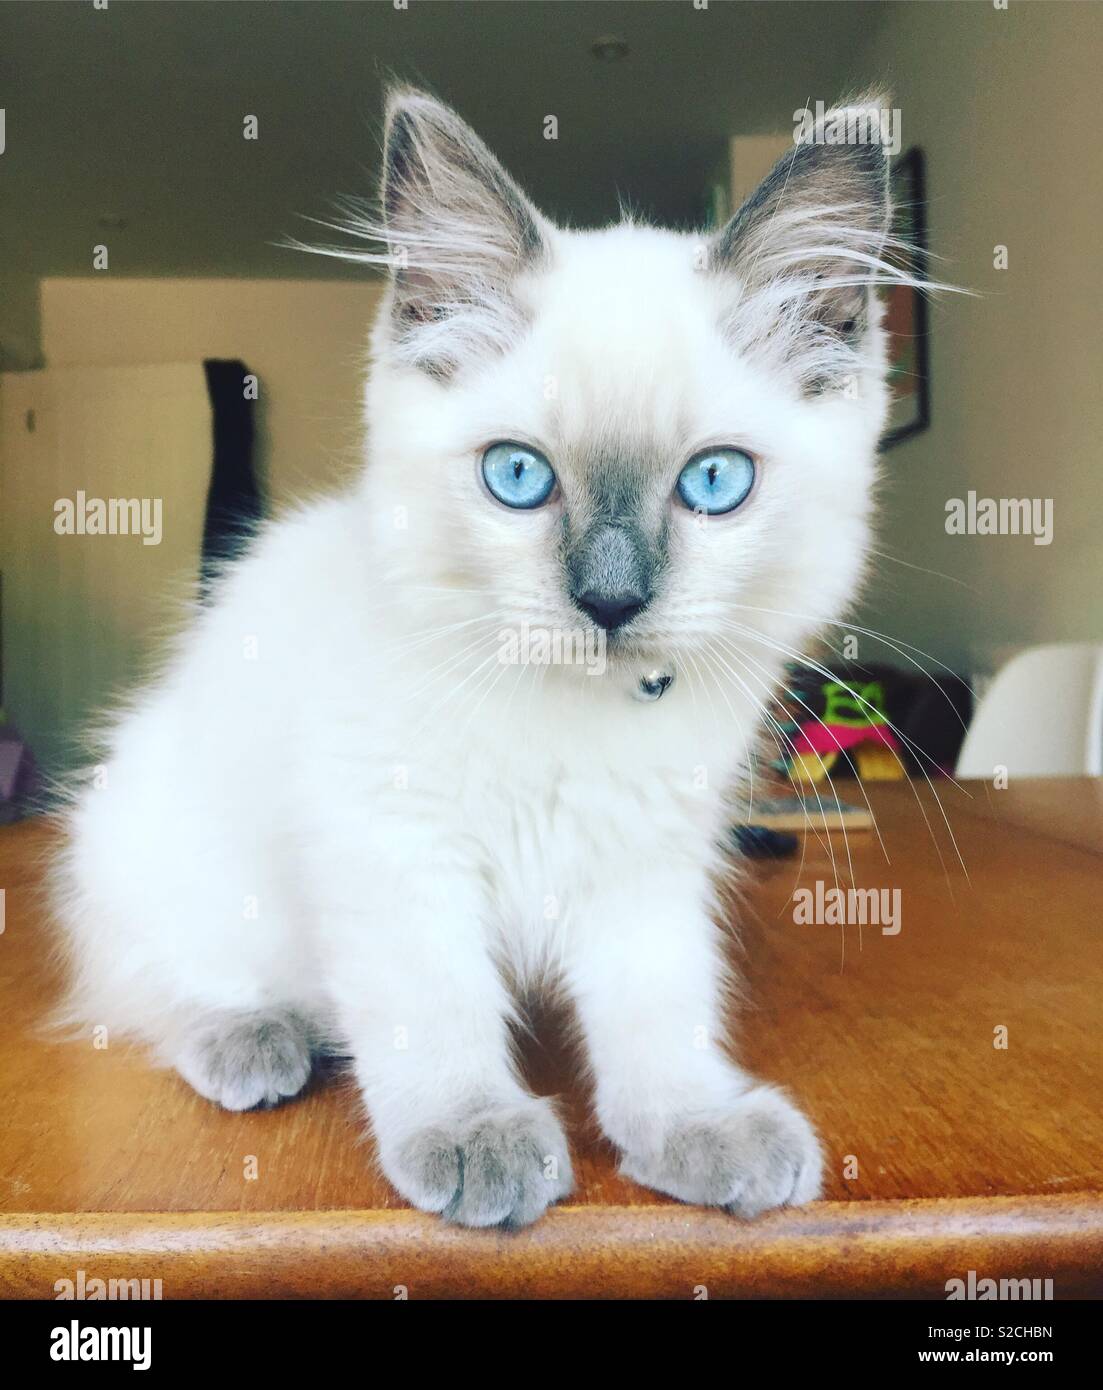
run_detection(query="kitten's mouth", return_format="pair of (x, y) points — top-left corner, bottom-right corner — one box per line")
(516, 609), (675, 699)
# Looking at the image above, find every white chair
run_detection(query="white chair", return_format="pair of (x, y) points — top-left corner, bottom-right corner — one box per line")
(956, 643), (1103, 779)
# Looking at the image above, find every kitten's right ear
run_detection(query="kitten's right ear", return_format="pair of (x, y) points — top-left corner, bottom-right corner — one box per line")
(380, 88), (548, 376)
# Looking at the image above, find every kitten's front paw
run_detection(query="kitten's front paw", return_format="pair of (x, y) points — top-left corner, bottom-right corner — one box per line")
(383, 1097), (574, 1229)
(619, 1085), (823, 1219)
(174, 1009), (313, 1112)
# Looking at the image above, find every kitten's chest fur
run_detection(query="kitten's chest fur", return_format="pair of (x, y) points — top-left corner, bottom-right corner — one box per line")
(345, 677), (750, 946)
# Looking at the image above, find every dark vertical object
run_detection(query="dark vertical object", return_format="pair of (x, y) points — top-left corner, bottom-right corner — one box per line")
(200, 359), (263, 597)
(879, 147), (931, 450)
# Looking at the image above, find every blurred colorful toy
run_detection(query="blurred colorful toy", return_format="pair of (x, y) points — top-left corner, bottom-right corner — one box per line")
(782, 680), (904, 784)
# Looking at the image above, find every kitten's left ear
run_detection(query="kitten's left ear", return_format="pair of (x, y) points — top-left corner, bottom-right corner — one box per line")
(709, 92), (894, 384)
(380, 88), (548, 376)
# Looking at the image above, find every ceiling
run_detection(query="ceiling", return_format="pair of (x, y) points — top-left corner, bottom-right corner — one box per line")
(0, 0), (887, 283)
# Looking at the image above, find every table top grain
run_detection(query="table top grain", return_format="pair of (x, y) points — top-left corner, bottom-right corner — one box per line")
(1, 779), (1101, 1298)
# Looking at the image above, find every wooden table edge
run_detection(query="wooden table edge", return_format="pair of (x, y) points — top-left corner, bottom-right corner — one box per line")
(2, 1194), (1100, 1298)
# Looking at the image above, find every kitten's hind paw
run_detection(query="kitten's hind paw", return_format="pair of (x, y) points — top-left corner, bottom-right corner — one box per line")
(383, 1097), (574, 1229)
(174, 1008), (313, 1111)
(619, 1085), (823, 1219)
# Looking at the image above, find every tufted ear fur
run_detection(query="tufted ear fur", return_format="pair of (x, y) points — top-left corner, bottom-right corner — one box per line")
(377, 88), (549, 378)
(709, 92), (899, 391)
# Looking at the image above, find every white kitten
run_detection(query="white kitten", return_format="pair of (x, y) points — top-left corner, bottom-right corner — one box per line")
(53, 88), (904, 1227)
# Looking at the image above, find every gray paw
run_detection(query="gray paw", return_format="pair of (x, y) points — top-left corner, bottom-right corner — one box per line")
(619, 1086), (823, 1218)
(175, 1009), (313, 1111)
(385, 1098), (574, 1229)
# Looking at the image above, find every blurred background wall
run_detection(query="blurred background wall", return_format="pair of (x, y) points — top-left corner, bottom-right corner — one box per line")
(39, 277), (381, 505)
(851, 0), (1103, 676)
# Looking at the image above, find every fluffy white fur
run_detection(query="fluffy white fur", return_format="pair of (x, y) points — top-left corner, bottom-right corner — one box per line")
(53, 89), (907, 1227)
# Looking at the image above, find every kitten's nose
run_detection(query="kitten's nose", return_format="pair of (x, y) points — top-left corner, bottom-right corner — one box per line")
(575, 589), (649, 632)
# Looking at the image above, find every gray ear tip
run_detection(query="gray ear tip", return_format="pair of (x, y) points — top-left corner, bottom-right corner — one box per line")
(384, 85), (451, 129)
(806, 110), (891, 198)
(384, 82), (434, 106)
(782, 136), (887, 206)
(801, 89), (894, 166)
(847, 83), (894, 111)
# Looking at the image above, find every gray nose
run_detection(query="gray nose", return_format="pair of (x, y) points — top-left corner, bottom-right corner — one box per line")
(575, 589), (649, 632)
(567, 520), (656, 633)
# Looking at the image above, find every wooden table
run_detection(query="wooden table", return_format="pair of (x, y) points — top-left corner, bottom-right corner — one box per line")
(1, 780), (1101, 1299)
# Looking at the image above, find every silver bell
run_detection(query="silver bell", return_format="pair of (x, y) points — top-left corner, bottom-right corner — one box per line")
(635, 669), (675, 703)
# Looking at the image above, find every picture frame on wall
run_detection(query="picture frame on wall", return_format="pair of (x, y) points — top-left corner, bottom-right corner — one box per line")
(879, 146), (931, 449)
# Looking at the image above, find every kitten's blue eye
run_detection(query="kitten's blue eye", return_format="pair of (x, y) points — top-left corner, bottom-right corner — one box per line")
(675, 448), (756, 515)
(481, 442), (557, 510)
